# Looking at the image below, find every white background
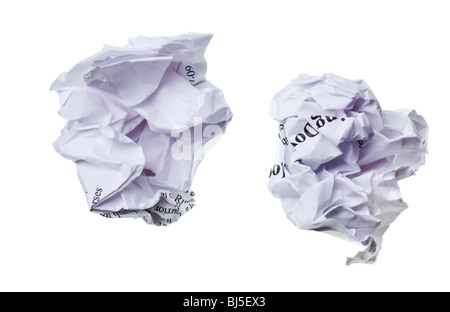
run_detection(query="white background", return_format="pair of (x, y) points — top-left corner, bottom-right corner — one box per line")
(0, 0), (448, 292)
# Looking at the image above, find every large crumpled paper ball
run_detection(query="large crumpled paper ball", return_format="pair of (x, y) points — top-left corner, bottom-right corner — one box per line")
(268, 73), (428, 264)
(51, 33), (232, 226)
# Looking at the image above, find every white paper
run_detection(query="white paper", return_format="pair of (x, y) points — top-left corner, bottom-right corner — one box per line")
(51, 33), (232, 226)
(268, 73), (428, 264)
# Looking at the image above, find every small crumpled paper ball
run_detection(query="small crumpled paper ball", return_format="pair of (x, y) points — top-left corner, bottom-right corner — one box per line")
(268, 73), (428, 264)
(51, 33), (232, 226)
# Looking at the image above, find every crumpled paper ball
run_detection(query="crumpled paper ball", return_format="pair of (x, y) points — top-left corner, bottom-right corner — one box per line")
(51, 33), (232, 226)
(268, 73), (428, 264)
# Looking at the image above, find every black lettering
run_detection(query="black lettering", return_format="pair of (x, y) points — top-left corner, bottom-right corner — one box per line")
(278, 133), (289, 146)
(270, 163), (287, 178)
(295, 132), (306, 143)
(175, 194), (183, 204)
(304, 122), (319, 138)
(358, 140), (363, 148)
(288, 115), (340, 147)
(91, 187), (103, 209)
(311, 115), (325, 128)
(184, 66), (195, 84)
(272, 165), (280, 176)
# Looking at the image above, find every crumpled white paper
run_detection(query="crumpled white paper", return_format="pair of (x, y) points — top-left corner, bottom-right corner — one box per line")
(268, 73), (428, 264)
(51, 33), (232, 226)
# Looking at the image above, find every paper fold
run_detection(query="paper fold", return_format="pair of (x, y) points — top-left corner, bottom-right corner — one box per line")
(268, 73), (428, 264)
(52, 33), (232, 226)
